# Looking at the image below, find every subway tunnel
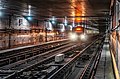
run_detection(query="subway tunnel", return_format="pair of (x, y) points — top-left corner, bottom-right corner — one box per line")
(0, 0), (119, 79)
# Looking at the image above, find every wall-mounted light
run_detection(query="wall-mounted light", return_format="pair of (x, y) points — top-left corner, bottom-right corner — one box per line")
(27, 16), (32, 21)
(51, 20), (56, 24)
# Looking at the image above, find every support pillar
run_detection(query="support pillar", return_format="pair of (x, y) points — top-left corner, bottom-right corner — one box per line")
(8, 15), (12, 48)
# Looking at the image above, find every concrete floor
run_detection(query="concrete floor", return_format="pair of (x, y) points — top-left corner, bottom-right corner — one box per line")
(95, 38), (115, 79)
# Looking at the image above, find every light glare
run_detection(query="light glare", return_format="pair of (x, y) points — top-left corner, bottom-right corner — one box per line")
(47, 22), (53, 30)
(51, 21), (55, 24)
(80, 34), (87, 41)
(64, 16), (67, 26)
(27, 16), (32, 20)
(72, 20), (75, 27)
(61, 24), (65, 32)
(69, 33), (78, 41)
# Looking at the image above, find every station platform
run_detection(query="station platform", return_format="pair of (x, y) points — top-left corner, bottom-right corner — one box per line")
(95, 38), (115, 79)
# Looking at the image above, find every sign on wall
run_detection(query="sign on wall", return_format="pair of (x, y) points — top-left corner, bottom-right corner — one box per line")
(14, 17), (30, 30)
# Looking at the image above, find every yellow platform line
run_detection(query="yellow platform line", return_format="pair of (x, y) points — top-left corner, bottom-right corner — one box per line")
(110, 49), (120, 79)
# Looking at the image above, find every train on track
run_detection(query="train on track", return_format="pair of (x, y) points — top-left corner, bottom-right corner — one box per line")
(68, 26), (99, 41)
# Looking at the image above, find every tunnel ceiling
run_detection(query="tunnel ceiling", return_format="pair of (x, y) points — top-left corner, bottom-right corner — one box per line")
(0, 0), (111, 30)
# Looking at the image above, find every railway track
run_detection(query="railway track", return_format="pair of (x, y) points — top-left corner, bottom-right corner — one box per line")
(0, 35), (102, 79)
(0, 42), (80, 79)
(2, 37), (102, 79)
(49, 36), (105, 79)
(0, 39), (69, 67)
(0, 43), (76, 69)
(79, 43), (103, 79)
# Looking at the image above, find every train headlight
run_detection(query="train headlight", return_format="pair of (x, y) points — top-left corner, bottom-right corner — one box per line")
(69, 33), (78, 41)
(80, 34), (87, 41)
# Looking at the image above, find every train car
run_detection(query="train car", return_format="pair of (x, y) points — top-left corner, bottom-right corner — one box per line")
(68, 26), (99, 41)
(68, 26), (87, 41)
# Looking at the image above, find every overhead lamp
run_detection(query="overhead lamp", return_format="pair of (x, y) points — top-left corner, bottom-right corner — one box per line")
(52, 16), (55, 21)
(72, 20), (75, 27)
(28, 5), (31, 16)
(28, 5), (31, 9)
(50, 16), (56, 24)
(64, 16), (68, 26)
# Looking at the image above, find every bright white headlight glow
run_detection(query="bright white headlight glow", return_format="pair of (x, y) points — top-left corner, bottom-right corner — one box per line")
(80, 34), (87, 41)
(69, 33), (78, 41)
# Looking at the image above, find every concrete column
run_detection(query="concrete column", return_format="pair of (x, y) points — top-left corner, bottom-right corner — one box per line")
(44, 21), (47, 42)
